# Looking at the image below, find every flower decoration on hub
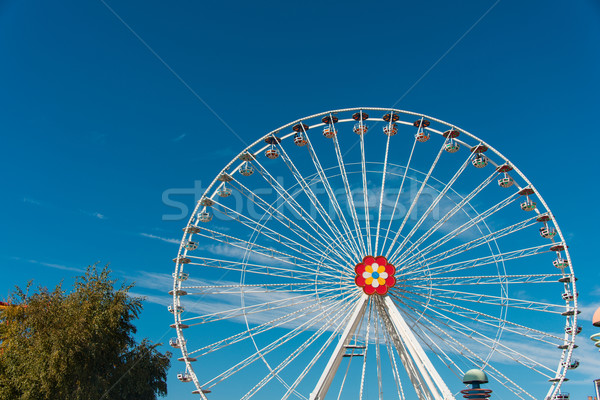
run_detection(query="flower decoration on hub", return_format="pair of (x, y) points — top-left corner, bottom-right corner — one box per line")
(355, 256), (396, 295)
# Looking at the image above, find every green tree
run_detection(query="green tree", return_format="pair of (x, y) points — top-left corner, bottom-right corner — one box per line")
(0, 264), (171, 400)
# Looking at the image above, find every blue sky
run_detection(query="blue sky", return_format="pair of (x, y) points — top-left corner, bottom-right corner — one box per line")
(1, 1), (600, 399)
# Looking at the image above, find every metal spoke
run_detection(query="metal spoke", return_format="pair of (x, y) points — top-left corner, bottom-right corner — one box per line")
(402, 243), (554, 279)
(381, 137), (417, 254)
(392, 292), (564, 344)
(401, 215), (542, 275)
(391, 150), (474, 259)
(300, 124), (364, 259)
(393, 170), (501, 266)
(276, 134), (362, 260)
(397, 190), (519, 267)
(359, 118), (372, 255)
(384, 142), (446, 260)
(331, 125), (367, 254)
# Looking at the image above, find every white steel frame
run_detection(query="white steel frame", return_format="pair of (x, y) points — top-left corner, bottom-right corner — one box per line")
(170, 108), (577, 400)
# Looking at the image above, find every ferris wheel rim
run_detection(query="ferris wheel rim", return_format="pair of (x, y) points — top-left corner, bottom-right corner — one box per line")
(171, 107), (577, 400)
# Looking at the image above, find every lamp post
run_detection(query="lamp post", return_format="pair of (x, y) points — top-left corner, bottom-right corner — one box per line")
(461, 369), (492, 400)
(591, 307), (600, 400)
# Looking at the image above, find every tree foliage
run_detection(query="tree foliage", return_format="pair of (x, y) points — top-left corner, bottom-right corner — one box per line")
(0, 265), (170, 400)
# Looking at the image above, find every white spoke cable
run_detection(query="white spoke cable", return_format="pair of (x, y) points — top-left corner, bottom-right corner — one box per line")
(394, 296), (556, 377)
(220, 180), (352, 265)
(393, 170), (501, 266)
(400, 273), (562, 286)
(374, 133), (392, 255)
(280, 293), (365, 400)
(210, 201), (348, 273)
(182, 281), (353, 296)
(251, 156), (341, 248)
(332, 128), (367, 254)
(189, 227), (343, 280)
(382, 322), (405, 400)
(392, 292), (563, 344)
(381, 137), (417, 253)
(397, 190), (519, 268)
(242, 294), (358, 400)
(276, 136), (361, 260)
(402, 242), (554, 279)
(230, 176), (352, 263)
(384, 142), (446, 260)
(202, 294), (355, 389)
(359, 123), (372, 255)
(399, 284), (565, 314)
(181, 290), (341, 325)
(300, 125), (364, 259)
(401, 215), (542, 275)
(187, 257), (344, 282)
(359, 299), (374, 400)
(392, 297), (536, 400)
(188, 299), (342, 357)
(391, 151), (474, 259)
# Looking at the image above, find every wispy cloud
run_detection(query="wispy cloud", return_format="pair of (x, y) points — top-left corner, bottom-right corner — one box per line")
(91, 212), (106, 219)
(11, 256), (83, 273)
(23, 197), (42, 205)
(78, 209), (107, 220)
(173, 133), (186, 142)
(140, 233), (180, 244)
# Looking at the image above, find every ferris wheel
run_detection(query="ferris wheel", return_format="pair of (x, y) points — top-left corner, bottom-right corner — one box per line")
(169, 108), (579, 400)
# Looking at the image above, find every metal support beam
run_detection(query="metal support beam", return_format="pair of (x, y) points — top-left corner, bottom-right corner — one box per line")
(310, 294), (369, 400)
(382, 296), (455, 400)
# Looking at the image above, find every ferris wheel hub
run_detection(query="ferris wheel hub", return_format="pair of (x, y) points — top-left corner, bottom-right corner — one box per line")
(354, 255), (397, 295)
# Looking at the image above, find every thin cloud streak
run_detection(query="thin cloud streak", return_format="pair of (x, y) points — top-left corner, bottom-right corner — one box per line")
(11, 256), (84, 273)
(173, 133), (186, 142)
(140, 233), (180, 244)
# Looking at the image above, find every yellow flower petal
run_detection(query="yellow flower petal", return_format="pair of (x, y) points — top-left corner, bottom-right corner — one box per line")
(365, 264), (373, 273)
(377, 277), (386, 285)
(377, 265), (385, 273)
(365, 277), (373, 285)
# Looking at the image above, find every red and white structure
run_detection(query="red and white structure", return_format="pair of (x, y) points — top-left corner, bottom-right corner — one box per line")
(169, 108), (578, 400)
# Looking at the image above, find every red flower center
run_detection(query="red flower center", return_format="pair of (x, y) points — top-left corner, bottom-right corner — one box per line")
(354, 256), (396, 295)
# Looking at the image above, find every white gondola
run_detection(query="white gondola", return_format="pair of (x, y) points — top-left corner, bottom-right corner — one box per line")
(169, 337), (186, 348)
(472, 155), (488, 168)
(265, 146), (279, 159)
(415, 131), (429, 142)
(168, 305), (184, 314)
(520, 199), (537, 211)
(553, 258), (569, 269)
(198, 211), (213, 223)
(183, 225), (200, 234)
(383, 123), (398, 136)
(564, 325), (582, 335)
(563, 360), (579, 369)
(498, 176), (514, 188)
(540, 226), (557, 239)
(172, 272), (189, 281)
(293, 134), (307, 146)
(217, 186), (232, 198)
(177, 372), (193, 382)
(353, 123), (368, 135)
(554, 393), (569, 400)
(184, 241), (198, 251)
(561, 291), (577, 301)
(444, 141), (460, 153)
(239, 162), (254, 176)
(323, 126), (337, 138)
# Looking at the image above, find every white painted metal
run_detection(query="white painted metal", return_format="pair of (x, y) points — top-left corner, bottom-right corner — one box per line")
(309, 295), (369, 400)
(381, 296), (455, 400)
(169, 107), (576, 400)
